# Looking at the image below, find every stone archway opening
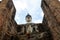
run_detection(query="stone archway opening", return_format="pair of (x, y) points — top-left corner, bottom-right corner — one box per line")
(12, 0), (53, 40)
(0, 0), (55, 40)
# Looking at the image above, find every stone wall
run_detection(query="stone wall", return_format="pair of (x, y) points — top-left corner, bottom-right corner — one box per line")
(0, 0), (17, 40)
(0, 0), (60, 40)
(41, 0), (60, 40)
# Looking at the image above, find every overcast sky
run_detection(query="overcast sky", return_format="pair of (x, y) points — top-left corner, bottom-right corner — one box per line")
(13, 0), (44, 24)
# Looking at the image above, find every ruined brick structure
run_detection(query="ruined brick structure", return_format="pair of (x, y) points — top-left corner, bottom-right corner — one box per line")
(0, 0), (17, 40)
(41, 0), (60, 40)
(0, 0), (60, 40)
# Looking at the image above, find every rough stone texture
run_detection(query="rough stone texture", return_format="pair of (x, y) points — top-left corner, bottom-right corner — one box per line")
(16, 24), (53, 40)
(0, 0), (53, 39)
(0, 0), (17, 40)
(0, 0), (60, 40)
(41, 0), (60, 40)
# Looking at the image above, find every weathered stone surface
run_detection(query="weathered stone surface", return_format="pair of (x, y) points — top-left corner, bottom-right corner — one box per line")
(41, 0), (60, 40)
(0, 0), (60, 40)
(0, 0), (17, 40)
(16, 23), (53, 40)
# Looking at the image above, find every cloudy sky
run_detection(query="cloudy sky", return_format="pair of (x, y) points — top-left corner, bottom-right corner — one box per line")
(13, 0), (44, 24)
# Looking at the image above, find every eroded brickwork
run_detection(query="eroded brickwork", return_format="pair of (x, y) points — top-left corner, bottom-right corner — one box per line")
(41, 0), (60, 40)
(0, 0), (60, 40)
(0, 0), (17, 40)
